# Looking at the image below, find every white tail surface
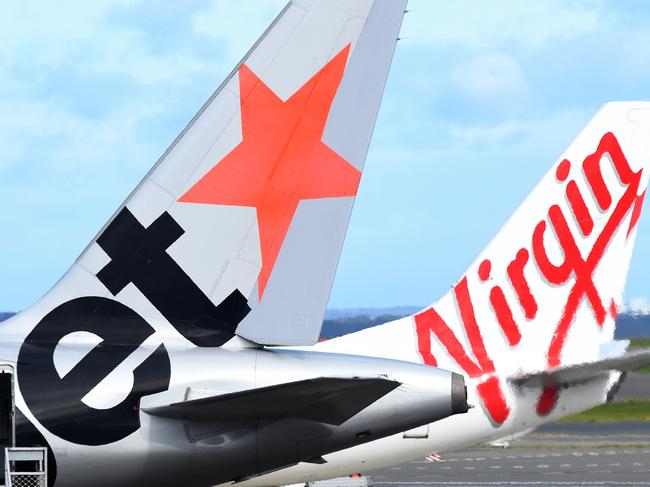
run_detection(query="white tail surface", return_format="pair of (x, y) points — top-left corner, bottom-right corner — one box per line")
(319, 102), (650, 426)
(17, 0), (407, 348)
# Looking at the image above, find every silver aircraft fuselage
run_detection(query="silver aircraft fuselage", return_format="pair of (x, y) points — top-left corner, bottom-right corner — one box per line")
(3, 332), (466, 487)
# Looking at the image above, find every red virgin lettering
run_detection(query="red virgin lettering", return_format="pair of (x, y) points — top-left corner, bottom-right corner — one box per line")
(478, 259), (492, 281)
(456, 278), (494, 372)
(489, 287), (521, 346)
(415, 278), (509, 425)
(476, 375), (510, 425)
(543, 133), (642, 367)
(507, 249), (537, 319)
(628, 190), (646, 237)
(566, 181), (594, 236)
(415, 307), (480, 376)
(609, 299), (618, 321)
(536, 385), (559, 416)
(414, 132), (645, 428)
(556, 159), (571, 181)
(533, 204), (607, 329)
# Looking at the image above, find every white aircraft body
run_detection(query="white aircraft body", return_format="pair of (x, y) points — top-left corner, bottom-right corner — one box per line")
(237, 100), (650, 486)
(4, 1), (650, 486)
(0, 1), (472, 486)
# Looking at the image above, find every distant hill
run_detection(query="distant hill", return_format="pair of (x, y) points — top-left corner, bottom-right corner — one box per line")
(321, 306), (419, 339)
(1, 308), (648, 340)
(324, 307), (420, 321)
(322, 309), (650, 340)
(0, 312), (15, 323)
(615, 312), (650, 338)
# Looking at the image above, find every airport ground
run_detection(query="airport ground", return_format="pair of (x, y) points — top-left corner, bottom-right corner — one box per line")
(370, 443), (650, 486)
(364, 371), (650, 487)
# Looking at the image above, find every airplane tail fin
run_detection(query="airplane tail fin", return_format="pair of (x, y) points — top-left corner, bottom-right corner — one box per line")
(319, 102), (650, 425)
(19, 0), (407, 347)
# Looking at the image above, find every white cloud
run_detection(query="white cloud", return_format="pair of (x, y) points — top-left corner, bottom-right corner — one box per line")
(624, 298), (650, 315)
(0, 96), (162, 175)
(0, 1), (230, 91)
(451, 53), (529, 104)
(0, 0), (234, 177)
(403, 0), (602, 49)
(0, 1), (129, 67)
(444, 120), (526, 145)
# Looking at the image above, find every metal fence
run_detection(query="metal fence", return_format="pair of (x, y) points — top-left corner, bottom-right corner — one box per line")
(4, 448), (47, 487)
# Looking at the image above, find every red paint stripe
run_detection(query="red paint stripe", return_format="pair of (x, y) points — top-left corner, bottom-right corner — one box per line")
(536, 386), (559, 416)
(414, 308), (483, 377)
(556, 159), (571, 181)
(610, 299), (618, 321)
(507, 248), (537, 320)
(532, 209), (573, 285)
(476, 375), (510, 425)
(455, 278), (495, 374)
(583, 132), (637, 211)
(489, 287), (522, 346)
(547, 133), (642, 367)
(566, 181), (594, 236)
(414, 311), (438, 367)
(478, 259), (492, 281)
(627, 190), (646, 237)
(550, 204), (606, 325)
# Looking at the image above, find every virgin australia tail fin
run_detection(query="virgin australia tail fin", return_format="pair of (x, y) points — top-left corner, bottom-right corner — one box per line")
(318, 102), (650, 426)
(23, 0), (407, 347)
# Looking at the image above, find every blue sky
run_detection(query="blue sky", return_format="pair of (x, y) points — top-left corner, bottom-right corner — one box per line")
(2, 0), (650, 312)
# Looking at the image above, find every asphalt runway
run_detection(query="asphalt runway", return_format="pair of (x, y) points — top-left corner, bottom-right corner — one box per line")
(370, 446), (650, 486)
(367, 398), (650, 487)
(616, 371), (650, 400)
(364, 373), (650, 486)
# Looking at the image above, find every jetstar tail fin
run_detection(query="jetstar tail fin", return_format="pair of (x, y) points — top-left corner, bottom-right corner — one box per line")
(318, 102), (650, 426)
(20, 0), (407, 347)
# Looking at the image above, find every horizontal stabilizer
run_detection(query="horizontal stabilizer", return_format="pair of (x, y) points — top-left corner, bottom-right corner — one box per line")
(143, 376), (400, 426)
(510, 348), (650, 388)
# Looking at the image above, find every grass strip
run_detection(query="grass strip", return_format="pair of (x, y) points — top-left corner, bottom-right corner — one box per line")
(558, 399), (650, 423)
(625, 338), (650, 373)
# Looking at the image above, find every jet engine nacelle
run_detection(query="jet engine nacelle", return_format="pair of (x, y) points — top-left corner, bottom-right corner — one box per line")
(140, 347), (467, 485)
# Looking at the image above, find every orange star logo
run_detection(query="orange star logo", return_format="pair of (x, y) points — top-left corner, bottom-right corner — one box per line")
(179, 45), (361, 300)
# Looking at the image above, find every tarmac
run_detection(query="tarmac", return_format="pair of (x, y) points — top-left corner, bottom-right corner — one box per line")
(370, 446), (650, 486)
(365, 372), (650, 487)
